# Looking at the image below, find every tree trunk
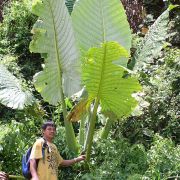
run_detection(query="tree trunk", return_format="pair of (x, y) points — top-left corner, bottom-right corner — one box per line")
(0, 0), (10, 22)
(121, 0), (145, 33)
(143, 0), (166, 18)
(0, 0), (3, 22)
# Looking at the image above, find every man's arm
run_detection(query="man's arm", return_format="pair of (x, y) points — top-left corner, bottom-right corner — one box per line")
(60, 155), (86, 167)
(30, 159), (39, 180)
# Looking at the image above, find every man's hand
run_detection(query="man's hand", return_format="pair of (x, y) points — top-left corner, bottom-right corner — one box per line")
(0, 171), (9, 180)
(74, 155), (86, 163)
(61, 155), (86, 166)
(31, 176), (39, 180)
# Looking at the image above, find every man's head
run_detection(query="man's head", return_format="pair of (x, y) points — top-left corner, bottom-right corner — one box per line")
(42, 121), (56, 141)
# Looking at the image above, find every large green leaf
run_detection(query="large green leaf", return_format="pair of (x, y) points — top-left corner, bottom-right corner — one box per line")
(82, 42), (142, 118)
(0, 65), (34, 109)
(72, 0), (131, 67)
(133, 8), (170, 69)
(30, 0), (81, 105)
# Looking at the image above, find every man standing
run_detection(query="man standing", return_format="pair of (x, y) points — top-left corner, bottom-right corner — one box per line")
(30, 121), (85, 180)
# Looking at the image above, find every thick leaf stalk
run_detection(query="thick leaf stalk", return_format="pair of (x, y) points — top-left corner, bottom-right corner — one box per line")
(101, 118), (114, 139)
(100, 111), (118, 139)
(79, 114), (86, 146)
(86, 99), (99, 162)
(60, 87), (78, 154)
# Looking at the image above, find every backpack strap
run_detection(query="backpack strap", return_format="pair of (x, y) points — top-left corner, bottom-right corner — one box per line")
(42, 137), (48, 163)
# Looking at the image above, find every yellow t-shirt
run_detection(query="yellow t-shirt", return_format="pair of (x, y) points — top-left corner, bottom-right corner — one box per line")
(30, 138), (63, 180)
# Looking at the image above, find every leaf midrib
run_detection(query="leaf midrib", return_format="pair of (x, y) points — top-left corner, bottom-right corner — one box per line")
(95, 0), (106, 102)
(48, 0), (62, 88)
(99, 0), (106, 43)
(96, 44), (107, 101)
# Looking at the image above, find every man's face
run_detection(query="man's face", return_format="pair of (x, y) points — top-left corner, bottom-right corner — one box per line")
(43, 125), (56, 139)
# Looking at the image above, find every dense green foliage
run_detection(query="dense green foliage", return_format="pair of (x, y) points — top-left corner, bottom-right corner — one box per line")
(0, 119), (40, 174)
(0, 0), (36, 56)
(121, 47), (180, 146)
(0, 0), (42, 80)
(1, 120), (179, 179)
(0, 0), (179, 179)
(80, 134), (179, 180)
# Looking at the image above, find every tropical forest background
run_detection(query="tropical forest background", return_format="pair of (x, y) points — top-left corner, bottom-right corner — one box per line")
(0, 0), (179, 179)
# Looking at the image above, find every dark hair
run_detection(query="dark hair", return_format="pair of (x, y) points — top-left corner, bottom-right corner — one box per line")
(41, 121), (56, 130)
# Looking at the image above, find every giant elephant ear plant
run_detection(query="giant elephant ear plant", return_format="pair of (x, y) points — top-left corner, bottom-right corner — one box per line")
(30, 0), (81, 153)
(70, 0), (141, 161)
(29, 0), (141, 161)
(81, 42), (141, 161)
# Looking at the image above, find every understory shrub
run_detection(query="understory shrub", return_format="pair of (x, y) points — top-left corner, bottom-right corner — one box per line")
(0, 0), (36, 56)
(0, 118), (41, 174)
(80, 134), (179, 180)
(0, 0), (42, 79)
(81, 137), (147, 180)
(121, 47), (180, 146)
(144, 134), (180, 180)
(1, 126), (179, 180)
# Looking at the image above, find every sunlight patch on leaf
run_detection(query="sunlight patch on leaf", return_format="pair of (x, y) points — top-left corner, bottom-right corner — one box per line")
(82, 41), (142, 118)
